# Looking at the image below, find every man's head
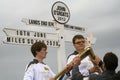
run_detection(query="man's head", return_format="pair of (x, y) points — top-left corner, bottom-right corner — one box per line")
(72, 34), (85, 52)
(103, 52), (118, 71)
(31, 41), (47, 57)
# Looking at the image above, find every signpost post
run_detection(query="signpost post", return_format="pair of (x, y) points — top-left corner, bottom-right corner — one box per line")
(51, 1), (71, 71)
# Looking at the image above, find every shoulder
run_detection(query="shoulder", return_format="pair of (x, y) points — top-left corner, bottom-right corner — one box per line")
(89, 74), (101, 80)
(67, 51), (78, 59)
(26, 59), (39, 70)
(112, 71), (120, 80)
(118, 71), (120, 74)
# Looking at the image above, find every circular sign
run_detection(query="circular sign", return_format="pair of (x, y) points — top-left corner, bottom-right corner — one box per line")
(51, 1), (70, 24)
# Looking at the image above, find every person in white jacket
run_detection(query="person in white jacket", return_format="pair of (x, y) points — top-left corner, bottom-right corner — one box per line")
(23, 41), (55, 80)
(60, 34), (100, 80)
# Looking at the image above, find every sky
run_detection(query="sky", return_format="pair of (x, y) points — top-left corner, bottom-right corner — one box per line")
(0, 0), (120, 80)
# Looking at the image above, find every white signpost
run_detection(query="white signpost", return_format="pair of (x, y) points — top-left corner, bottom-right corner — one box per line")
(21, 18), (85, 32)
(3, 1), (88, 71)
(3, 28), (59, 47)
(21, 18), (54, 27)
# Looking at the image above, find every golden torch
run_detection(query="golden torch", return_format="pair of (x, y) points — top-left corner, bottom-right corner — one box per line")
(89, 47), (103, 73)
(53, 46), (92, 80)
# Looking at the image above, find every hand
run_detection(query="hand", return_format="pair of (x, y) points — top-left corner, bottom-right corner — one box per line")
(49, 77), (55, 80)
(66, 56), (81, 72)
(66, 63), (74, 72)
(92, 55), (101, 65)
(89, 66), (101, 73)
(73, 56), (81, 65)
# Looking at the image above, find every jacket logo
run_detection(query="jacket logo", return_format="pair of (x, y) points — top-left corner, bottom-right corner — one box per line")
(44, 67), (49, 71)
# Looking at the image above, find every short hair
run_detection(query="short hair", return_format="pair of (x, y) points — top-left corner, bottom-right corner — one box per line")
(103, 52), (118, 70)
(72, 34), (85, 44)
(31, 41), (47, 57)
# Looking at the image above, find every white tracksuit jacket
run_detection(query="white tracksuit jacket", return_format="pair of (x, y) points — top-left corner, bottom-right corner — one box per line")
(23, 59), (55, 80)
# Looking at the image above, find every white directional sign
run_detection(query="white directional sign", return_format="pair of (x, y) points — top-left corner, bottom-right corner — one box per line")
(21, 18), (54, 27)
(3, 36), (59, 47)
(64, 24), (85, 32)
(3, 28), (59, 47)
(21, 18), (85, 32)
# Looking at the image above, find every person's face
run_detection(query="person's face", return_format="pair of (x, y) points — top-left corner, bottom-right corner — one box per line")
(73, 38), (85, 51)
(37, 48), (47, 59)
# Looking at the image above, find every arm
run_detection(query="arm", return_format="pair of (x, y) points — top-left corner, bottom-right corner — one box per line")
(72, 65), (99, 80)
(71, 56), (83, 80)
(23, 65), (34, 80)
(89, 55), (102, 74)
(72, 65), (83, 80)
(48, 66), (55, 77)
(67, 55), (76, 64)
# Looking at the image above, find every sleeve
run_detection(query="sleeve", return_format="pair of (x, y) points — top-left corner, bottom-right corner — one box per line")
(78, 57), (93, 76)
(23, 64), (34, 80)
(72, 65), (99, 80)
(72, 65), (83, 80)
(89, 74), (99, 80)
(98, 60), (103, 71)
(67, 55), (76, 64)
(118, 71), (120, 76)
(45, 65), (55, 77)
(79, 66), (90, 76)
(49, 67), (55, 77)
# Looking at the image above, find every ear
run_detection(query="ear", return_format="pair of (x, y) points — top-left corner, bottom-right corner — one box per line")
(102, 63), (106, 71)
